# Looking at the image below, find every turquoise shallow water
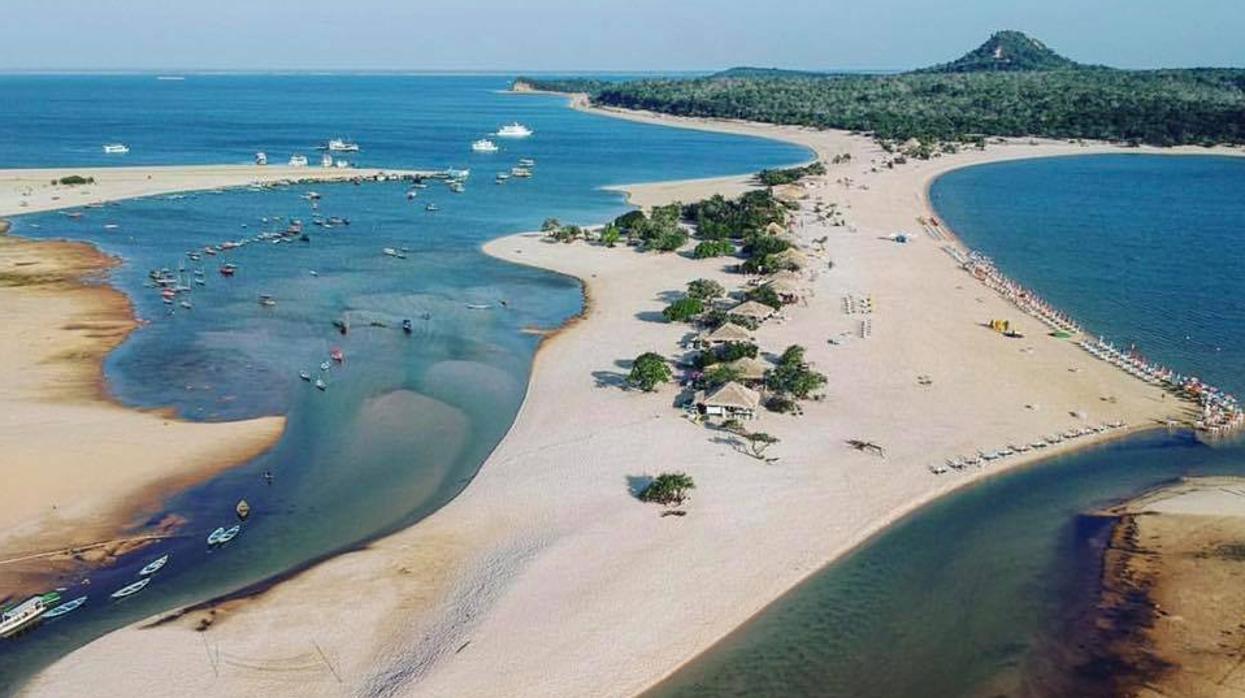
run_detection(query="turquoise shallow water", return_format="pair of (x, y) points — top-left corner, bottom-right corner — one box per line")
(648, 154), (1245, 698)
(0, 75), (808, 690)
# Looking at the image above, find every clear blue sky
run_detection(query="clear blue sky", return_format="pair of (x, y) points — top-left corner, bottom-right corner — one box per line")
(0, 0), (1241, 72)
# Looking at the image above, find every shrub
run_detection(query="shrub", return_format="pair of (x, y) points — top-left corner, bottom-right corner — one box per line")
(692, 240), (735, 258)
(686, 278), (725, 301)
(661, 296), (704, 322)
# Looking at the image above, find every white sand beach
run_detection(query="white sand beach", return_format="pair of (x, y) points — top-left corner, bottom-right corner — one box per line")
(0, 164), (427, 217)
(20, 111), (1236, 697)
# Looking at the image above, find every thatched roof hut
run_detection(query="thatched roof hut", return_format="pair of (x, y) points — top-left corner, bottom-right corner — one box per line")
(724, 356), (771, 382)
(728, 300), (776, 321)
(770, 248), (809, 270)
(701, 322), (753, 345)
(697, 381), (762, 419)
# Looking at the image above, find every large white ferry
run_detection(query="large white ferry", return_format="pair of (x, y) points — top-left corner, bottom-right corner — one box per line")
(327, 138), (360, 152)
(496, 122), (534, 138)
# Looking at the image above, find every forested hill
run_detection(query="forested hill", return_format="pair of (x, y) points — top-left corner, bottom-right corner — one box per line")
(513, 32), (1245, 147)
(917, 30), (1082, 73)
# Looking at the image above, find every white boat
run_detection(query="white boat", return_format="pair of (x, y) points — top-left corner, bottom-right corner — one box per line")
(139, 554), (169, 576)
(288, 155), (309, 167)
(110, 578), (151, 600)
(471, 139), (499, 153)
(255, 151), (268, 166)
(495, 122), (533, 138)
(327, 138), (360, 152)
(216, 525), (241, 544)
(315, 378), (327, 391)
(321, 153), (334, 168)
(446, 168), (471, 179)
(102, 144), (130, 154)
(43, 596), (87, 619)
(207, 524), (241, 546)
(299, 370), (312, 381)
(517, 158), (535, 167)
(0, 596), (49, 638)
(465, 303), (491, 310)
(510, 167), (532, 178)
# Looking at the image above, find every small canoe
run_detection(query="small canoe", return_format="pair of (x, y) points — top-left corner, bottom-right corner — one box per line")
(216, 525), (241, 545)
(110, 578), (151, 600)
(139, 554), (169, 576)
(206, 526), (226, 545)
(44, 596), (88, 619)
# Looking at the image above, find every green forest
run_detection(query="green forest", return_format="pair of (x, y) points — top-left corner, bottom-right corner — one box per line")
(514, 32), (1245, 147)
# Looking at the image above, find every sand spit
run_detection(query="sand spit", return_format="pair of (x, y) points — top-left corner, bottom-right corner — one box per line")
(21, 107), (1236, 697)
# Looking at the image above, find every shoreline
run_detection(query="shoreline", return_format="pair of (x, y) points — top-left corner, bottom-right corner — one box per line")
(18, 105), (1228, 697)
(0, 230), (285, 597)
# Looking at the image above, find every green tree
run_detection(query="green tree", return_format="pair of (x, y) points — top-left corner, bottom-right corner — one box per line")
(541, 217), (562, 233)
(627, 352), (673, 392)
(638, 472), (696, 505)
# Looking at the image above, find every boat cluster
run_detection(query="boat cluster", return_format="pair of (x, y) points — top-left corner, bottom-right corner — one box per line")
(0, 518), (246, 639)
(961, 251), (1080, 334)
(928, 420), (1130, 475)
(299, 347), (344, 391)
(496, 158), (536, 184)
(1080, 337), (1243, 435)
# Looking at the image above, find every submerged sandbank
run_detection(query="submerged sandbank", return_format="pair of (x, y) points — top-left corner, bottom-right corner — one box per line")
(1061, 477), (1245, 697)
(19, 106), (1229, 698)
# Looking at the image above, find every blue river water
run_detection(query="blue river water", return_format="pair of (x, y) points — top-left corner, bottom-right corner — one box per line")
(648, 154), (1245, 698)
(0, 75), (808, 690)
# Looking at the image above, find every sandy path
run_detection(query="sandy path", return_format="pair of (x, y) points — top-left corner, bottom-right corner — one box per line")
(20, 110), (1237, 697)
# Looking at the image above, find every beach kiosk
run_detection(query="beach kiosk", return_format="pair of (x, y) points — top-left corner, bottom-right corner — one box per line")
(696, 381), (762, 420)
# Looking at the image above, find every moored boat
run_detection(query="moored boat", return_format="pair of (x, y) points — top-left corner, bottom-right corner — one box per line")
(109, 578), (151, 600)
(43, 596), (87, 620)
(0, 595), (51, 638)
(471, 138), (499, 153)
(139, 554), (170, 576)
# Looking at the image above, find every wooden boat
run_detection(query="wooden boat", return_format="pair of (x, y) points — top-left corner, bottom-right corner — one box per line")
(235, 499), (251, 520)
(43, 596), (87, 619)
(402, 319), (413, 335)
(216, 525), (241, 545)
(139, 554), (169, 576)
(219, 263), (237, 277)
(330, 348), (344, 363)
(110, 578), (151, 600)
(0, 595), (51, 638)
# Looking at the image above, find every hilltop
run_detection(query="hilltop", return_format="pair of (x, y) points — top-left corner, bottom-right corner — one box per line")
(917, 30), (1083, 73)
